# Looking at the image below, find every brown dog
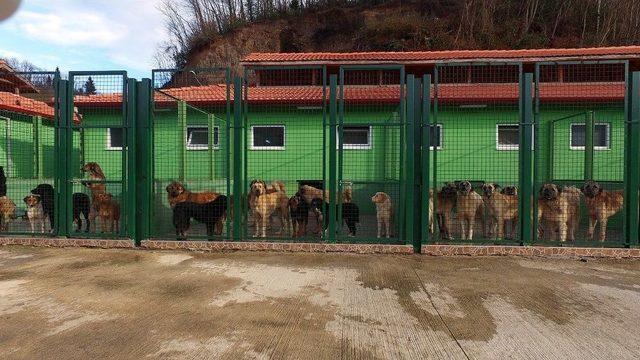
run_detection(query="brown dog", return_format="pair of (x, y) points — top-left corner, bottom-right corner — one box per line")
(249, 180), (290, 237)
(165, 181), (225, 235)
(456, 181), (485, 240)
(481, 183), (519, 240)
(434, 183), (457, 240)
(538, 184), (581, 242)
(0, 196), (17, 231)
(581, 181), (623, 242)
(81, 162), (107, 232)
(371, 192), (393, 238)
(94, 193), (120, 233)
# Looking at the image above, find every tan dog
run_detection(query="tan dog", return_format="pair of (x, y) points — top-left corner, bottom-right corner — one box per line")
(81, 162), (107, 232)
(165, 181), (225, 235)
(299, 185), (330, 204)
(371, 192), (392, 238)
(581, 181), (623, 242)
(434, 183), (457, 240)
(249, 180), (290, 237)
(23, 194), (45, 233)
(94, 193), (120, 233)
(538, 184), (581, 242)
(0, 196), (17, 231)
(456, 181), (485, 240)
(481, 183), (519, 239)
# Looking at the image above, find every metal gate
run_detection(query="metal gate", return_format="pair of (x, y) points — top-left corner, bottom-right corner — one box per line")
(337, 66), (405, 243)
(66, 71), (129, 237)
(150, 68), (231, 240)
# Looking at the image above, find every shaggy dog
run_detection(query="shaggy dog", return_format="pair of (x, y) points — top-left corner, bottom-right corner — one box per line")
(165, 181), (225, 235)
(173, 195), (228, 240)
(289, 192), (310, 237)
(73, 193), (91, 232)
(538, 184), (581, 242)
(31, 184), (54, 231)
(299, 185), (330, 204)
(94, 193), (120, 233)
(456, 181), (485, 240)
(371, 192), (393, 238)
(435, 183), (457, 240)
(481, 183), (519, 239)
(23, 194), (45, 233)
(249, 179), (290, 237)
(581, 181), (623, 242)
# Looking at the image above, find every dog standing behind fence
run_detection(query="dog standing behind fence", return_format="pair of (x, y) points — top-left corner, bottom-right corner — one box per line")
(371, 192), (392, 238)
(538, 184), (581, 241)
(0, 166), (16, 231)
(581, 181), (623, 242)
(94, 193), (120, 233)
(456, 181), (485, 240)
(81, 162), (107, 232)
(249, 180), (290, 237)
(23, 194), (45, 233)
(481, 183), (518, 239)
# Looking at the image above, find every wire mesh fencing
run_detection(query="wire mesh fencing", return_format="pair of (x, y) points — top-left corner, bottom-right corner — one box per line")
(69, 72), (127, 237)
(151, 68), (231, 240)
(0, 71), (58, 235)
(338, 67), (405, 243)
(534, 62), (626, 246)
(243, 67), (327, 241)
(430, 64), (522, 244)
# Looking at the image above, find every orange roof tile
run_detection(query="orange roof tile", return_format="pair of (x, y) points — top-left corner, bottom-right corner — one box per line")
(242, 46), (640, 64)
(0, 92), (56, 119)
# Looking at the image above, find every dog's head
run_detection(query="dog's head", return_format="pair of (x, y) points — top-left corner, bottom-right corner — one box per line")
(440, 182), (458, 198)
(94, 193), (113, 204)
(81, 162), (105, 178)
(250, 179), (267, 197)
(23, 194), (41, 207)
(31, 184), (52, 197)
(540, 183), (561, 201)
(581, 181), (602, 198)
(165, 181), (186, 198)
(371, 192), (389, 204)
(481, 183), (499, 197)
(289, 193), (302, 210)
(310, 198), (324, 215)
(457, 180), (473, 195)
(501, 186), (518, 196)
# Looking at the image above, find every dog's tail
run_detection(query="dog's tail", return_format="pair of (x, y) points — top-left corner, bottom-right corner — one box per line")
(342, 185), (353, 203)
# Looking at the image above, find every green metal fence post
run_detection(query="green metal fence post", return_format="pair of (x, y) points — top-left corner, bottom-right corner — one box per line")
(584, 111), (595, 180)
(421, 74), (432, 246)
(405, 75), (420, 252)
(208, 113), (215, 181)
(519, 72), (534, 245)
(328, 75), (338, 243)
(134, 79), (152, 245)
(126, 78), (137, 242)
(624, 71), (640, 247)
(54, 77), (69, 237)
(233, 77), (243, 241)
(57, 79), (71, 237)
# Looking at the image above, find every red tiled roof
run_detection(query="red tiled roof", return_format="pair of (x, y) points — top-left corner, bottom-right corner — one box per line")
(71, 83), (625, 107)
(0, 92), (56, 119)
(242, 46), (640, 64)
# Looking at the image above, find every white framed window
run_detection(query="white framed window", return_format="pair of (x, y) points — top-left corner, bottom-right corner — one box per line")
(250, 125), (285, 150)
(430, 124), (443, 150)
(570, 123), (610, 150)
(496, 124), (519, 150)
(186, 126), (219, 150)
(339, 126), (372, 150)
(106, 127), (123, 150)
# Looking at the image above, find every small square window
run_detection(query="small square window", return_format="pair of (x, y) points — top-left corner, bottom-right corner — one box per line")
(496, 124), (519, 150)
(106, 128), (123, 150)
(186, 126), (219, 150)
(251, 125), (285, 150)
(570, 123), (610, 150)
(340, 126), (372, 150)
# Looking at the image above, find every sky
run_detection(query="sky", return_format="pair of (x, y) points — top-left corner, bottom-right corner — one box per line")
(0, 0), (170, 79)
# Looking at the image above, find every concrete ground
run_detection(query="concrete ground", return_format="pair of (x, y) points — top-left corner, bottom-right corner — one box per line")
(1, 247), (639, 360)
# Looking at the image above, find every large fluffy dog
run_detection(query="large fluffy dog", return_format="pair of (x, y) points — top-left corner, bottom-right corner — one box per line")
(435, 183), (457, 240)
(371, 192), (392, 238)
(166, 181), (225, 235)
(481, 183), (518, 239)
(457, 181), (485, 240)
(581, 181), (623, 242)
(73, 193), (91, 232)
(81, 162), (107, 232)
(289, 192), (310, 237)
(94, 193), (120, 233)
(173, 195), (228, 240)
(31, 184), (54, 231)
(538, 184), (581, 241)
(23, 194), (45, 233)
(249, 180), (290, 237)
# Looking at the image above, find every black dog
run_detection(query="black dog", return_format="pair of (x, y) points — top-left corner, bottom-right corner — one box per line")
(72, 193), (91, 232)
(310, 198), (360, 237)
(289, 192), (310, 237)
(0, 166), (6, 197)
(31, 184), (54, 231)
(173, 195), (227, 240)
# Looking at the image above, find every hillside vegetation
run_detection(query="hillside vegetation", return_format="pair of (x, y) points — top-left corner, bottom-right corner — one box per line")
(157, 0), (640, 71)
